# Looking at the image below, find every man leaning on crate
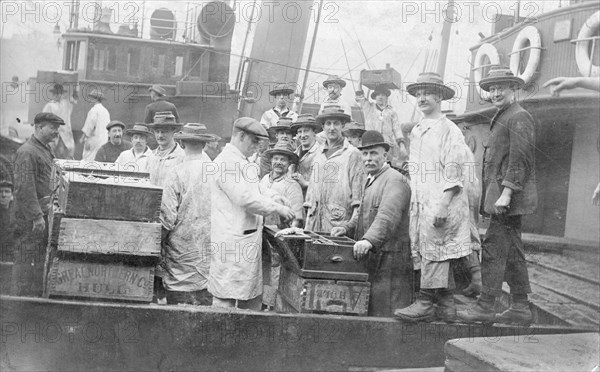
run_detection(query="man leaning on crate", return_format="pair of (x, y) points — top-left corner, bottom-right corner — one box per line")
(12, 113), (64, 296)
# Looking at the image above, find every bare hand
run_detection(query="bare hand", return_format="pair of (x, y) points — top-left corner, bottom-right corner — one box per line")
(330, 226), (347, 237)
(290, 172), (308, 188)
(494, 194), (511, 214)
(543, 77), (578, 97)
(433, 202), (449, 227)
(277, 206), (295, 223)
(32, 216), (45, 234)
(79, 135), (87, 144)
(593, 183), (600, 206)
(353, 240), (372, 260)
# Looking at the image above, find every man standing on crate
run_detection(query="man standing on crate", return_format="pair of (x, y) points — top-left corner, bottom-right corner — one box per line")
(331, 130), (412, 317)
(209, 117), (295, 310)
(144, 85), (180, 124)
(259, 83), (298, 129)
(160, 123), (216, 306)
(11, 113), (64, 296)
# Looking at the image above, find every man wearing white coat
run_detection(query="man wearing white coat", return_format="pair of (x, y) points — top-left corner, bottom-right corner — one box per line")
(209, 117), (295, 310)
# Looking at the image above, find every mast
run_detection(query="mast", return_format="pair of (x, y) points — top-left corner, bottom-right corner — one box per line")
(436, 0), (455, 79)
(297, 0), (324, 114)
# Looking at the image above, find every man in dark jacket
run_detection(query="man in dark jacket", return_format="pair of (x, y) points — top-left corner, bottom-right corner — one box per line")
(144, 85), (179, 124)
(94, 120), (132, 163)
(12, 112), (64, 296)
(331, 130), (412, 317)
(458, 66), (537, 325)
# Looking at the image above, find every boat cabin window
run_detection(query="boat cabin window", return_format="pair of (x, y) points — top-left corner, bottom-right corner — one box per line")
(127, 48), (141, 76)
(189, 51), (203, 77)
(152, 48), (166, 72)
(64, 40), (83, 71)
(174, 55), (184, 77)
(91, 44), (117, 72)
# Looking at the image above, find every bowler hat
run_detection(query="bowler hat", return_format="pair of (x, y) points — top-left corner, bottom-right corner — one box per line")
(323, 75), (346, 88)
(357, 130), (390, 151)
(370, 87), (391, 100)
(270, 117), (294, 132)
(291, 114), (321, 134)
(174, 123), (216, 143)
(148, 112), (183, 129)
(234, 117), (270, 140)
(269, 83), (295, 96)
(34, 112), (65, 126)
(406, 72), (455, 100)
(316, 105), (351, 125)
(264, 140), (299, 164)
(106, 120), (125, 131)
(126, 124), (153, 137)
(88, 88), (105, 101)
(149, 84), (167, 96)
(342, 121), (366, 136)
(479, 65), (525, 92)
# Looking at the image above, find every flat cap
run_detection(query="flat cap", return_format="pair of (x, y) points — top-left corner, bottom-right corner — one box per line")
(34, 112), (65, 125)
(149, 84), (167, 96)
(106, 120), (125, 130)
(234, 117), (270, 139)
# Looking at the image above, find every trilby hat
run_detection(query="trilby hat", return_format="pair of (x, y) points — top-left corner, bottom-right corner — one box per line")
(342, 121), (366, 136)
(174, 123), (216, 143)
(316, 105), (351, 125)
(148, 112), (183, 129)
(323, 75), (346, 88)
(126, 124), (153, 137)
(149, 84), (167, 96)
(264, 140), (299, 164)
(479, 65), (525, 92)
(406, 72), (455, 100)
(269, 83), (295, 96)
(270, 117), (294, 132)
(291, 114), (321, 134)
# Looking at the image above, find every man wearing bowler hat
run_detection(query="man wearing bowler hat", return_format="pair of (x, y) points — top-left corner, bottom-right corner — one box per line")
(260, 83), (298, 129)
(394, 73), (474, 323)
(80, 88), (110, 161)
(458, 66), (537, 325)
(115, 124), (154, 172)
(355, 87), (407, 167)
(331, 130), (412, 317)
(209, 117), (295, 310)
(145, 84), (180, 124)
(94, 120), (132, 163)
(12, 113), (64, 296)
(147, 112), (185, 188)
(319, 75), (353, 117)
(160, 123), (216, 306)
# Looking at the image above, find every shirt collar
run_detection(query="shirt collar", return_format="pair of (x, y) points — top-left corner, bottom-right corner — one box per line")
(366, 163), (389, 185)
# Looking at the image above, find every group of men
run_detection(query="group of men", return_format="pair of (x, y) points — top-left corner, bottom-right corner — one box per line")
(8, 65), (540, 324)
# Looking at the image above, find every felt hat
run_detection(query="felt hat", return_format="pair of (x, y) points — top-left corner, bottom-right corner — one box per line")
(34, 112), (65, 126)
(174, 123), (216, 143)
(148, 112), (183, 129)
(234, 117), (270, 140)
(323, 75), (346, 88)
(106, 120), (125, 131)
(88, 88), (105, 101)
(479, 65), (525, 92)
(370, 87), (391, 100)
(342, 121), (366, 136)
(264, 140), (299, 164)
(126, 124), (153, 137)
(316, 105), (351, 125)
(270, 117), (294, 132)
(148, 84), (167, 96)
(291, 114), (321, 134)
(269, 83), (295, 96)
(406, 72), (455, 100)
(357, 130), (390, 151)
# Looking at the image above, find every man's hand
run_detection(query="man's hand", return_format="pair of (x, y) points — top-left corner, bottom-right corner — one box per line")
(79, 134), (87, 144)
(592, 182), (600, 206)
(494, 187), (513, 214)
(290, 172), (308, 188)
(32, 216), (45, 234)
(330, 226), (347, 237)
(277, 205), (295, 223)
(543, 77), (579, 97)
(433, 202), (449, 227)
(353, 240), (372, 260)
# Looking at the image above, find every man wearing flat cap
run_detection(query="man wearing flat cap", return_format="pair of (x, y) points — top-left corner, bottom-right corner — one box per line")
(12, 112), (64, 296)
(147, 112), (185, 188)
(319, 75), (353, 117)
(459, 66), (537, 326)
(160, 123), (216, 306)
(115, 124), (154, 172)
(355, 87), (407, 167)
(209, 117), (295, 311)
(80, 88), (110, 161)
(332, 130), (412, 316)
(394, 73), (474, 323)
(260, 83), (298, 129)
(94, 120), (132, 163)
(290, 114), (323, 196)
(144, 85), (180, 125)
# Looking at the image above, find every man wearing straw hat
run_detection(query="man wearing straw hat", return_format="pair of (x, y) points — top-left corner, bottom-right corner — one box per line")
(290, 114), (323, 195)
(209, 117), (295, 310)
(80, 88), (110, 161)
(115, 124), (154, 172)
(342, 121), (366, 148)
(260, 83), (298, 129)
(160, 123), (216, 306)
(305, 106), (364, 233)
(94, 120), (132, 163)
(332, 130), (412, 317)
(145, 84), (180, 124)
(146, 112), (185, 188)
(319, 75), (353, 117)
(459, 66), (537, 325)
(394, 72), (474, 323)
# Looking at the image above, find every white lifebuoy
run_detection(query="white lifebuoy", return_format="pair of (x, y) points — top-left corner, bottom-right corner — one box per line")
(473, 43), (500, 100)
(510, 26), (542, 84)
(576, 11), (600, 77)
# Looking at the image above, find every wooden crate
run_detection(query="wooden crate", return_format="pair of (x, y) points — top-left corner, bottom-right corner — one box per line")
(50, 216), (161, 257)
(47, 257), (154, 302)
(277, 267), (370, 316)
(360, 68), (402, 90)
(56, 172), (162, 222)
(52, 160), (150, 189)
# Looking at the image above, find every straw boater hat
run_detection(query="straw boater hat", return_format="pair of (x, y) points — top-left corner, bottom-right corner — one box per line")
(148, 112), (183, 129)
(88, 88), (105, 101)
(479, 65), (525, 92)
(370, 87), (391, 100)
(269, 83), (295, 96)
(270, 117), (294, 132)
(323, 75), (346, 88)
(342, 121), (366, 136)
(126, 124), (153, 137)
(106, 120), (125, 131)
(406, 72), (455, 100)
(148, 84), (167, 96)
(174, 123), (216, 143)
(316, 105), (351, 125)
(291, 114), (321, 134)
(264, 140), (300, 164)
(357, 130), (390, 151)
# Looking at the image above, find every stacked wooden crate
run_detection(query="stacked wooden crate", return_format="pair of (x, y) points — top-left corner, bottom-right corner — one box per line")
(264, 227), (371, 316)
(44, 160), (162, 302)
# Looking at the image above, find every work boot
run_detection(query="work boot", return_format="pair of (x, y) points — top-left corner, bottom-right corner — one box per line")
(495, 301), (534, 325)
(393, 290), (436, 322)
(436, 289), (457, 323)
(457, 296), (496, 324)
(462, 265), (482, 297)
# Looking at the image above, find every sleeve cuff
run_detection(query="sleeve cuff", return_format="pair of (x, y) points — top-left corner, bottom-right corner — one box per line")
(443, 181), (463, 192)
(501, 180), (522, 192)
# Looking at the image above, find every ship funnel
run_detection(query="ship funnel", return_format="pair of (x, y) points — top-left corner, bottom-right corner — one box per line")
(150, 8), (176, 40)
(196, 1), (235, 83)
